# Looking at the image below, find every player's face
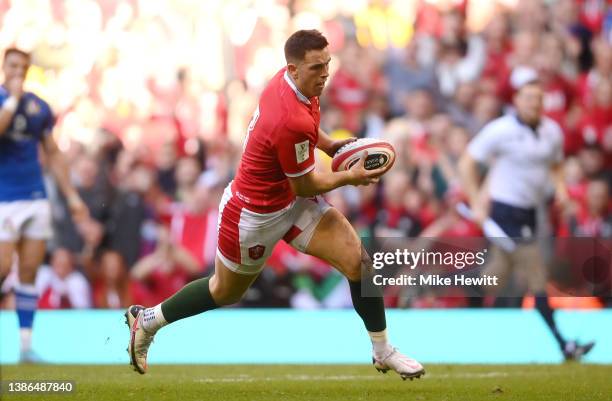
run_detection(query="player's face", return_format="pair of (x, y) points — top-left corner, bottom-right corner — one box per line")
(290, 47), (331, 98)
(514, 83), (543, 125)
(2, 52), (30, 82)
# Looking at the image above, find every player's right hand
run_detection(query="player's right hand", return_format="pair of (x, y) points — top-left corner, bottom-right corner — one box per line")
(348, 150), (390, 186)
(470, 204), (488, 227)
(6, 77), (24, 98)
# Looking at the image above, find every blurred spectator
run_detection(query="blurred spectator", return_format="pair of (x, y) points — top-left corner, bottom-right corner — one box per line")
(106, 163), (159, 267)
(375, 172), (422, 238)
(436, 125), (471, 194)
(423, 9), (486, 97)
(446, 81), (480, 135)
(328, 41), (381, 133)
(53, 155), (110, 253)
(576, 78), (612, 167)
(480, 12), (512, 88)
(578, 144), (608, 182)
(90, 250), (133, 309)
(513, 0), (549, 33)
(472, 92), (502, 130)
(534, 39), (581, 154)
(156, 141), (179, 197)
(384, 39), (439, 117)
(560, 177), (612, 237)
(130, 225), (200, 306)
(577, 38), (612, 107)
(174, 156), (201, 202)
(36, 248), (92, 309)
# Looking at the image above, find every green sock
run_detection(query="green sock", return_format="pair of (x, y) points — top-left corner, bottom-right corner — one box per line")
(161, 277), (219, 323)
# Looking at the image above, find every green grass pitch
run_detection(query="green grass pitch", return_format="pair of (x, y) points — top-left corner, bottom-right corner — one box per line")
(2, 364), (611, 400)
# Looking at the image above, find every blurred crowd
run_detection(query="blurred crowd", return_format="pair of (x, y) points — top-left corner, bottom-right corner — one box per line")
(1, 0), (611, 310)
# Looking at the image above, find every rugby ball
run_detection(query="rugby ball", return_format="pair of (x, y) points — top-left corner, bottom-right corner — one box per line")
(331, 138), (396, 172)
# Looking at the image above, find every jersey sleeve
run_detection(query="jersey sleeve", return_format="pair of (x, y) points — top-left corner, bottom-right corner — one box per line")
(468, 120), (502, 163)
(549, 120), (564, 164)
(275, 128), (316, 178)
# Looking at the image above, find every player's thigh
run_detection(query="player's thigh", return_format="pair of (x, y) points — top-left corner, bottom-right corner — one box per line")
(16, 237), (46, 282)
(302, 207), (363, 281)
(0, 202), (20, 275)
(482, 245), (513, 295)
(209, 255), (260, 305)
(217, 184), (288, 271)
(21, 199), (52, 242)
(513, 243), (547, 294)
(0, 241), (16, 277)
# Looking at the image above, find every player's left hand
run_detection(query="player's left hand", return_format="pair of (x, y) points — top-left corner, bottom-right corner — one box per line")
(325, 137), (357, 158)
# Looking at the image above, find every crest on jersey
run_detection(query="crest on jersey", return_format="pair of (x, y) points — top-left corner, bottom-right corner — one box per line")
(248, 245), (266, 260)
(295, 140), (309, 164)
(26, 99), (40, 116)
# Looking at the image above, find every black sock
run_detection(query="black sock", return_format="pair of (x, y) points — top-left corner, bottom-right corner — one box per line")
(161, 277), (219, 324)
(348, 279), (386, 332)
(535, 295), (566, 350)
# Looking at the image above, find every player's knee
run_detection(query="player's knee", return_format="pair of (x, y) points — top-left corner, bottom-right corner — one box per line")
(213, 290), (243, 306)
(18, 268), (37, 284)
(17, 259), (39, 283)
(0, 254), (12, 277)
(209, 282), (244, 306)
(339, 243), (363, 282)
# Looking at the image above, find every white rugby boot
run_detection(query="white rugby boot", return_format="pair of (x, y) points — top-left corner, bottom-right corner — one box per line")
(125, 305), (155, 374)
(373, 347), (425, 381)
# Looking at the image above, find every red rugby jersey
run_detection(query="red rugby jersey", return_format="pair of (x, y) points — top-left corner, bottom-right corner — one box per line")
(232, 67), (320, 213)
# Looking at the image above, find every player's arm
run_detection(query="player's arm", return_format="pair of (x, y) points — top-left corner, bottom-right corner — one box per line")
(130, 252), (162, 280)
(550, 125), (569, 207)
(458, 121), (500, 225)
(551, 162), (569, 206)
(0, 77), (23, 136)
(172, 244), (201, 275)
(316, 127), (355, 157)
(458, 153), (482, 213)
(288, 151), (388, 197)
(41, 134), (89, 222)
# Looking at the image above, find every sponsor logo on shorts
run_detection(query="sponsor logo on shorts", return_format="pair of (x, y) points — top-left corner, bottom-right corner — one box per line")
(248, 245), (266, 260)
(2, 218), (15, 234)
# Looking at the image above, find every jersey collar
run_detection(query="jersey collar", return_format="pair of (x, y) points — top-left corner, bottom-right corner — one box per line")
(514, 114), (541, 136)
(283, 70), (311, 105)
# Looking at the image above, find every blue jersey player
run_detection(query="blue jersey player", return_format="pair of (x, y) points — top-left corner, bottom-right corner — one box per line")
(0, 48), (88, 362)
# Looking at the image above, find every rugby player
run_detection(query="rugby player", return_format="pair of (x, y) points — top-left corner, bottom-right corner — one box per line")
(126, 30), (424, 380)
(0, 47), (88, 362)
(459, 73), (595, 360)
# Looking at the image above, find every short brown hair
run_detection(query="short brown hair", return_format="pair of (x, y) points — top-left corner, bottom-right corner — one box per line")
(3, 47), (30, 62)
(284, 30), (328, 63)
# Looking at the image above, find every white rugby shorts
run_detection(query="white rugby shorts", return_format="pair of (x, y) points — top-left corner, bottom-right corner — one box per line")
(0, 199), (52, 242)
(216, 183), (331, 275)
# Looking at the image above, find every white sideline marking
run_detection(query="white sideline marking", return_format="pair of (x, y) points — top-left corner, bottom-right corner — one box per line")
(194, 371), (528, 383)
(195, 374), (379, 383)
(429, 372), (509, 379)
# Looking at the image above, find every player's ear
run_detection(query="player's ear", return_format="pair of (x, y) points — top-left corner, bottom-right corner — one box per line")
(287, 62), (299, 80)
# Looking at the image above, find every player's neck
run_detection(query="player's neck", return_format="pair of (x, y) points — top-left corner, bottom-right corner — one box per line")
(284, 71), (312, 101)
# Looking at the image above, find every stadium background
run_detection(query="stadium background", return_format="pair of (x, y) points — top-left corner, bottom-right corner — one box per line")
(1, 0), (611, 365)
